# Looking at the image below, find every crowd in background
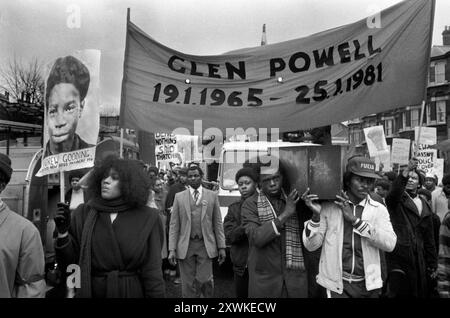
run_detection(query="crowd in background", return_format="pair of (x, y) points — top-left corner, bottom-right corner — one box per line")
(1, 152), (450, 299)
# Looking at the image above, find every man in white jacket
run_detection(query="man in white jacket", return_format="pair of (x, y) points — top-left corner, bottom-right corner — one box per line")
(302, 156), (397, 298)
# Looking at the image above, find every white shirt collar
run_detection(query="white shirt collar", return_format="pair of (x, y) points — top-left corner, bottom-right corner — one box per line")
(189, 185), (203, 204)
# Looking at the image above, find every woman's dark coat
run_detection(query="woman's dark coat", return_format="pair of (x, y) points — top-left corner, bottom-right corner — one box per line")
(385, 174), (438, 297)
(55, 201), (165, 298)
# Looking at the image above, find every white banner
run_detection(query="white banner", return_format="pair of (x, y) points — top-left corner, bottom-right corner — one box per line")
(120, 0), (434, 133)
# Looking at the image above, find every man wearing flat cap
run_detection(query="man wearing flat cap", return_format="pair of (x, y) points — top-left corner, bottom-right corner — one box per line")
(302, 156), (397, 298)
(0, 153), (46, 297)
(44, 55), (94, 157)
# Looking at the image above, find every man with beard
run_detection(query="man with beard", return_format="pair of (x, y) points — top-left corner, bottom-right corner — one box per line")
(302, 156), (396, 298)
(385, 158), (438, 297)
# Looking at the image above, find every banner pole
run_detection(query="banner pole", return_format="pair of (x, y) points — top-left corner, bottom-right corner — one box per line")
(414, 0), (436, 158)
(414, 100), (426, 157)
(60, 171), (65, 203)
(120, 128), (124, 158)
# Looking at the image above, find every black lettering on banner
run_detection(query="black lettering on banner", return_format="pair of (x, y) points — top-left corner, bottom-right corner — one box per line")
(183, 87), (191, 104)
(313, 47), (335, 68)
(368, 35), (382, 55)
(211, 89), (226, 106)
(226, 61), (246, 80)
(164, 84), (178, 102)
(190, 61), (203, 76)
(168, 55), (186, 73)
(199, 88), (207, 105)
(208, 63), (221, 78)
(228, 91), (243, 107)
(154, 63), (383, 107)
(152, 84), (264, 107)
(295, 85), (310, 104)
(295, 62), (383, 104)
(352, 69), (364, 89)
(289, 52), (310, 73)
(353, 40), (366, 60)
(333, 78), (342, 96)
(153, 83), (161, 102)
(312, 80), (328, 101)
(248, 88), (263, 106)
(364, 65), (376, 85)
(337, 42), (351, 63)
(269, 58), (285, 77)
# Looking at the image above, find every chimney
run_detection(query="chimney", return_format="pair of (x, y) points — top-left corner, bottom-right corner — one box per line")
(443, 25), (450, 46)
(4, 91), (9, 101)
(261, 24), (267, 46)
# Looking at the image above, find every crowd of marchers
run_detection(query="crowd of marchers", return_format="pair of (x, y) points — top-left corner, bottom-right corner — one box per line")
(1, 151), (449, 298)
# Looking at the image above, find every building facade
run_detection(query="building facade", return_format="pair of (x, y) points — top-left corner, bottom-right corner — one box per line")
(348, 27), (450, 174)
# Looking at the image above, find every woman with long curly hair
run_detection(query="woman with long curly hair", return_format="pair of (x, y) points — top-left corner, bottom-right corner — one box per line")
(54, 156), (165, 298)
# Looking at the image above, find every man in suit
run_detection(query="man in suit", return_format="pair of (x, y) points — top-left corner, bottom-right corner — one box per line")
(168, 165), (226, 297)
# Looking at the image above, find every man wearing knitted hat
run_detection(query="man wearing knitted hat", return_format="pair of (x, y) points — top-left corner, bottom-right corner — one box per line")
(44, 55), (94, 157)
(0, 153), (46, 297)
(302, 156), (397, 298)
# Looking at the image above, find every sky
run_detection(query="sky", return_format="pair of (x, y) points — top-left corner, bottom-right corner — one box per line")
(1, 0), (448, 112)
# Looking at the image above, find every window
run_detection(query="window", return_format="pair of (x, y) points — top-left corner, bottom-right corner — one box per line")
(384, 119), (393, 136)
(427, 102), (437, 123)
(437, 100), (446, 124)
(397, 115), (403, 131)
(429, 66), (435, 83)
(404, 110), (411, 128)
(446, 63), (450, 82)
(411, 109), (420, 127)
(350, 129), (362, 145)
(435, 62), (446, 84)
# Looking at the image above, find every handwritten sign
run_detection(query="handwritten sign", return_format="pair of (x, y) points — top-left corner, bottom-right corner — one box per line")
(391, 138), (411, 165)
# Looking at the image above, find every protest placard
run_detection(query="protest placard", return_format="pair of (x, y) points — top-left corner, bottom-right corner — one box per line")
(155, 133), (181, 169)
(414, 126), (436, 150)
(364, 126), (389, 158)
(37, 50), (101, 176)
(391, 138), (411, 165)
(416, 148), (437, 174)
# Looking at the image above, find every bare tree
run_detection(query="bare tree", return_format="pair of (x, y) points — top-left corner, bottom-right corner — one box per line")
(0, 56), (45, 104)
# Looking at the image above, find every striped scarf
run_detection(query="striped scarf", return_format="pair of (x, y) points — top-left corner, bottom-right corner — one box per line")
(257, 190), (304, 270)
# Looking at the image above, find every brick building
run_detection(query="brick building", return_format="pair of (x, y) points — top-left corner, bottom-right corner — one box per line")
(348, 26), (450, 173)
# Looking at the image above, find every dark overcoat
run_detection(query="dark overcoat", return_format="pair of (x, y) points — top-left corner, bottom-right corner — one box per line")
(385, 175), (438, 297)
